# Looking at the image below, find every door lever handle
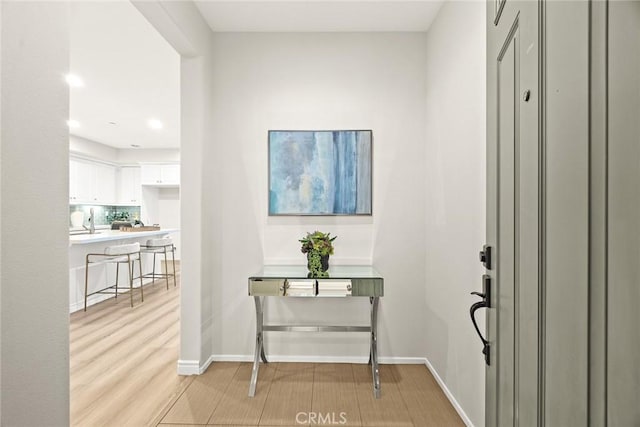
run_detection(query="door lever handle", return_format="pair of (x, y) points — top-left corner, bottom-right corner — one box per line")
(470, 275), (491, 365)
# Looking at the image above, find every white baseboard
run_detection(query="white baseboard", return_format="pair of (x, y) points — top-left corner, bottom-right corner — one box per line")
(424, 358), (474, 427)
(69, 293), (113, 313)
(69, 277), (158, 313)
(176, 359), (200, 375)
(378, 356), (426, 364)
(177, 355), (214, 375)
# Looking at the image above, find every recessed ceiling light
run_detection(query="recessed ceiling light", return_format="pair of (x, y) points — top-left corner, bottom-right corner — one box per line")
(65, 74), (84, 88)
(130, 144), (141, 148)
(147, 119), (163, 130)
(67, 119), (80, 129)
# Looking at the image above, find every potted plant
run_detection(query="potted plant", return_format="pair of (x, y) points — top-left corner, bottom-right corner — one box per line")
(299, 231), (337, 277)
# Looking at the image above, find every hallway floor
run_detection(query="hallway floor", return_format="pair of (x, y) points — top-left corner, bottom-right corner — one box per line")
(159, 362), (464, 427)
(70, 274), (463, 426)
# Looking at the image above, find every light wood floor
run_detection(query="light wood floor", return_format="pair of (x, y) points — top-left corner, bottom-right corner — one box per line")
(70, 274), (190, 427)
(70, 274), (464, 427)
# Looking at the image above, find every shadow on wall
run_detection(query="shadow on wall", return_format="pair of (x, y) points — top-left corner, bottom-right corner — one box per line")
(212, 144), (265, 357)
(370, 132), (429, 359)
(423, 304), (450, 378)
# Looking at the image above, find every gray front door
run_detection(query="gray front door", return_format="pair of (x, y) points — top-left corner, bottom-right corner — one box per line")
(485, 1), (640, 426)
(485, 1), (540, 426)
(605, 1), (640, 424)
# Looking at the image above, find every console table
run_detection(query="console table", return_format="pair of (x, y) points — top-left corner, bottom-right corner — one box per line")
(248, 265), (384, 398)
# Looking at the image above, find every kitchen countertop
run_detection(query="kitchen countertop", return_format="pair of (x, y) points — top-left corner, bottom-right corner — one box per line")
(69, 228), (178, 245)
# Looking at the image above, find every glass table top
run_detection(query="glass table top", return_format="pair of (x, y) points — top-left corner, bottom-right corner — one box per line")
(250, 265), (382, 279)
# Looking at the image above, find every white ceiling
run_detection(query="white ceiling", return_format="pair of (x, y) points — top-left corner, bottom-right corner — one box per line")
(69, 2), (180, 149)
(69, 1), (444, 150)
(195, 0), (445, 32)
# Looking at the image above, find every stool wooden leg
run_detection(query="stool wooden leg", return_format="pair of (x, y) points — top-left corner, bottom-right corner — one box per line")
(138, 253), (144, 302)
(128, 254), (134, 308)
(164, 248), (169, 290)
(152, 252), (157, 284)
(171, 245), (177, 287)
(115, 261), (119, 299)
(84, 255), (90, 312)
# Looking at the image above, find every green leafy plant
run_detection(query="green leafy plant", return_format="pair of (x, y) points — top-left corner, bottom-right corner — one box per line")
(306, 251), (328, 278)
(299, 231), (337, 256)
(300, 231), (337, 277)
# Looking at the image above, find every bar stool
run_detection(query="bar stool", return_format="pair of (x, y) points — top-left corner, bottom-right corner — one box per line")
(84, 242), (143, 311)
(141, 237), (177, 289)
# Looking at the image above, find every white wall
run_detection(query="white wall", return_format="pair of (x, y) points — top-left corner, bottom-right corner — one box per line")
(1, 2), (70, 424)
(70, 134), (180, 164)
(424, 2), (486, 426)
(0, 2), (3, 418)
(117, 147), (179, 164)
(134, 0), (217, 370)
(157, 187), (181, 259)
(141, 186), (160, 225)
(209, 33), (428, 361)
(142, 186), (181, 259)
(70, 134), (119, 162)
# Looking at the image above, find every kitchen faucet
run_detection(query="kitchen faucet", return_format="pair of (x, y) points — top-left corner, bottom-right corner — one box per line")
(83, 208), (96, 234)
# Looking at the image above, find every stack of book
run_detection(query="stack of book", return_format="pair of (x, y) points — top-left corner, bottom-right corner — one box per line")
(286, 280), (316, 297)
(317, 280), (352, 297)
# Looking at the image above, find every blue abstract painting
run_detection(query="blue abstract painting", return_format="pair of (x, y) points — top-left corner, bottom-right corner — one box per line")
(269, 130), (372, 215)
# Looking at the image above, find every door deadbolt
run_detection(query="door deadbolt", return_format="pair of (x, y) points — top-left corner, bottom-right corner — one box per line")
(523, 89), (531, 102)
(479, 245), (492, 270)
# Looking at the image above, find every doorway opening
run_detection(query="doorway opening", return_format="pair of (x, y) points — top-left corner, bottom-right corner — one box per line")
(67, 2), (182, 425)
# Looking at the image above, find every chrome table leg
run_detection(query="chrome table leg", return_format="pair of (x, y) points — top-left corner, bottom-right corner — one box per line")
(249, 296), (265, 397)
(370, 296), (381, 398)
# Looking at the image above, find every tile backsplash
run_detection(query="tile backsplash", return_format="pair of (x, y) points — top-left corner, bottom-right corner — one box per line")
(69, 205), (141, 228)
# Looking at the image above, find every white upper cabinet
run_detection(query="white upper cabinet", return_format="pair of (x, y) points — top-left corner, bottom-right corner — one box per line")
(70, 159), (179, 205)
(69, 157), (116, 205)
(92, 163), (116, 204)
(69, 159), (93, 202)
(140, 164), (180, 186)
(140, 164), (161, 184)
(69, 159), (79, 202)
(160, 164), (180, 185)
(117, 167), (142, 205)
